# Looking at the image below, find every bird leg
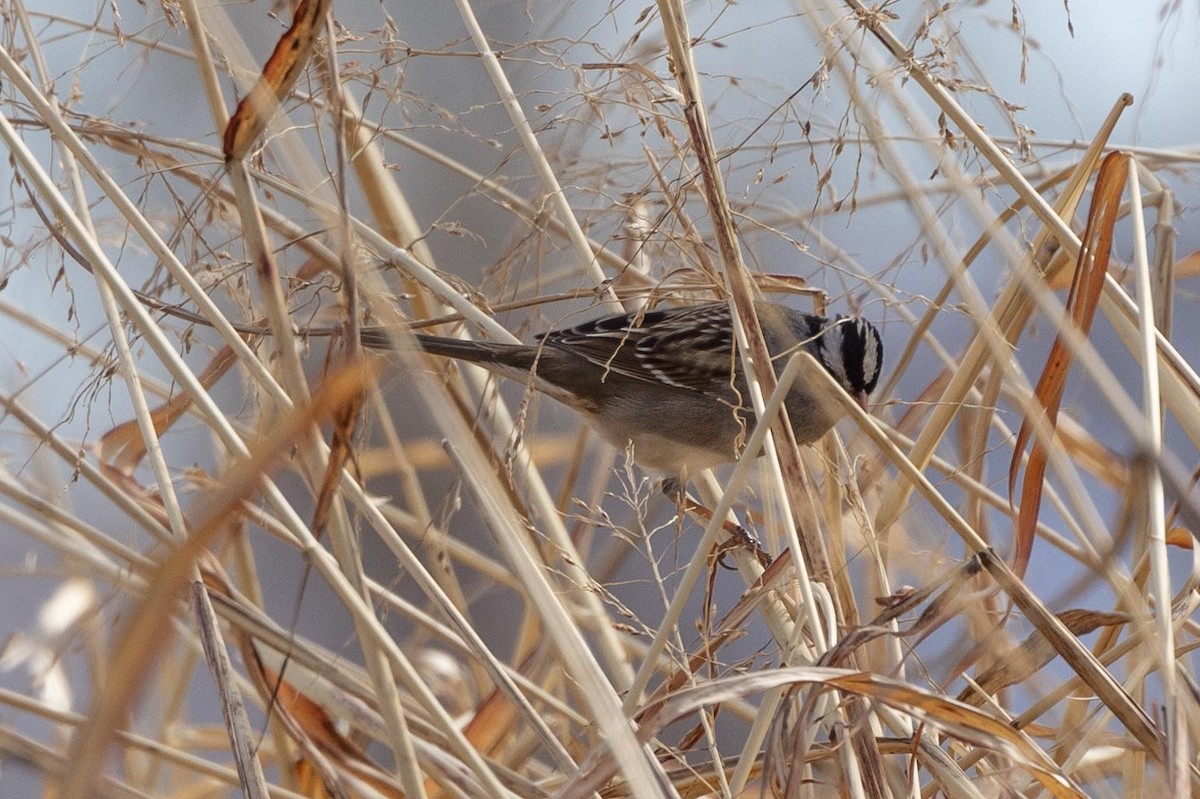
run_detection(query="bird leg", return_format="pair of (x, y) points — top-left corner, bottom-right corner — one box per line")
(662, 480), (769, 569)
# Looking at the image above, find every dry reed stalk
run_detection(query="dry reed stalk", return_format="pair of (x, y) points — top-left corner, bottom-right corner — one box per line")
(0, 1), (1197, 797)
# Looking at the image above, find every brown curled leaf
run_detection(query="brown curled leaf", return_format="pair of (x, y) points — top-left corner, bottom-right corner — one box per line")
(223, 0), (333, 161)
(1166, 527), (1194, 549)
(97, 346), (238, 476)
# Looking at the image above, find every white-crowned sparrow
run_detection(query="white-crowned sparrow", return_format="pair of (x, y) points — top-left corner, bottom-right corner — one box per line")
(363, 302), (882, 475)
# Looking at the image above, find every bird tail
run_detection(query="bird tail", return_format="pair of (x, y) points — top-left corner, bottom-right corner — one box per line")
(360, 329), (539, 371)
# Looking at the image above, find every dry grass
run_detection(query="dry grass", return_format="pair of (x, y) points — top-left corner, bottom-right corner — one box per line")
(0, 0), (1197, 797)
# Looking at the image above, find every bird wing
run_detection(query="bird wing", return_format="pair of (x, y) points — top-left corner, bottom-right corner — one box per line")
(540, 303), (739, 393)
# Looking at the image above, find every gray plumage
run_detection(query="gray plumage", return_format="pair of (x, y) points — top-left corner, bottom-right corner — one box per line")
(363, 302), (882, 476)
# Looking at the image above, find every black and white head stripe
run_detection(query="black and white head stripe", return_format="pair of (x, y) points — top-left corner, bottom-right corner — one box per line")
(814, 316), (883, 396)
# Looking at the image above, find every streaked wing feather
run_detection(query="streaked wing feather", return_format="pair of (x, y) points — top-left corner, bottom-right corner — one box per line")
(636, 306), (736, 390)
(537, 310), (655, 380)
(540, 303), (737, 393)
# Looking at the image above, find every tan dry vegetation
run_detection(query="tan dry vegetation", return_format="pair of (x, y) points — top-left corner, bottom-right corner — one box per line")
(0, 1), (1197, 797)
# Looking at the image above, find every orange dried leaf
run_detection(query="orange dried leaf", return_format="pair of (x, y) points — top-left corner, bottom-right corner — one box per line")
(223, 0), (333, 161)
(263, 671), (407, 799)
(269, 674), (362, 760)
(311, 358), (371, 536)
(463, 686), (519, 757)
(97, 346), (237, 476)
(293, 758), (332, 798)
(1166, 527), (1194, 549)
(1009, 151), (1130, 578)
(1173, 248), (1200, 279)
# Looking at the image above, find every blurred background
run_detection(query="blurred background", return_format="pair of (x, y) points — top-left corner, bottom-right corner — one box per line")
(1, 0), (1198, 795)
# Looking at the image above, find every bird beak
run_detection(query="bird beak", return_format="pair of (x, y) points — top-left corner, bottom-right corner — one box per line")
(854, 391), (870, 413)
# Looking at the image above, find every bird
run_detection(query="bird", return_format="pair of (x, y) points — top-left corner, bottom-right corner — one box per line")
(362, 302), (882, 477)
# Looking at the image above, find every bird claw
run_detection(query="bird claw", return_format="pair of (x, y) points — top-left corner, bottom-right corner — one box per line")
(663, 480), (770, 568)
